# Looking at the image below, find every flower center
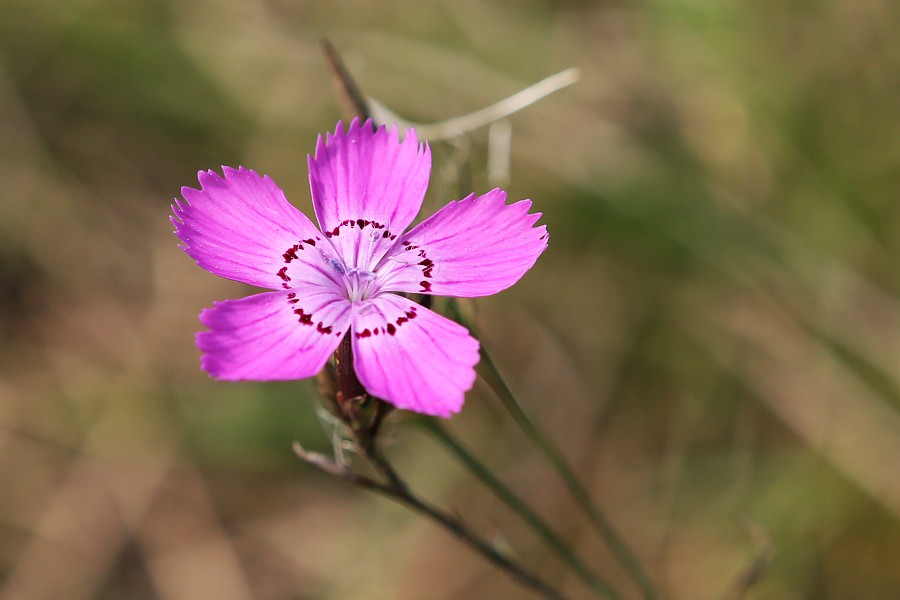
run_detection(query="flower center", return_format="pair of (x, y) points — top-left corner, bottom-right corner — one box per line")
(342, 268), (381, 303)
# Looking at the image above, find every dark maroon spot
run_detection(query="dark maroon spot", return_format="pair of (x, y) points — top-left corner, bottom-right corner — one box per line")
(325, 231), (332, 238)
(287, 292), (296, 299)
(277, 267), (290, 281)
(419, 259), (433, 267)
(423, 267), (433, 278)
(294, 308), (313, 325)
(317, 322), (333, 334)
(382, 231), (390, 239)
(397, 316), (408, 326)
(282, 283), (290, 289)
(420, 281), (432, 292)
(283, 246), (299, 262)
(331, 227), (340, 237)
(405, 310), (416, 319)
(373, 328), (379, 335)
(304, 238), (316, 246)
(387, 323), (396, 335)
(390, 235), (396, 241)
(355, 328), (372, 339)
(373, 222), (385, 229)
(357, 219), (366, 228)
(289, 298), (299, 304)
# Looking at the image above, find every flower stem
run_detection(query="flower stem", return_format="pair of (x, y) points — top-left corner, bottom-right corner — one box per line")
(314, 334), (572, 599)
(294, 441), (573, 600)
(477, 345), (662, 600)
(416, 417), (620, 599)
(321, 38), (371, 121)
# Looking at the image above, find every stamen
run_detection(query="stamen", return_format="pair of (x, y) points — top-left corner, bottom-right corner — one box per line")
(342, 268), (381, 302)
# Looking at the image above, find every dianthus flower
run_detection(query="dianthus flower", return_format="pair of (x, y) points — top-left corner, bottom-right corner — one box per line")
(172, 119), (547, 417)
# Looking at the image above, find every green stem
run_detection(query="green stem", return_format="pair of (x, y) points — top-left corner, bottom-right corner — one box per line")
(477, 345), (661, 600)
(295, 443), (571, 600)
(417, 417), (619, 599)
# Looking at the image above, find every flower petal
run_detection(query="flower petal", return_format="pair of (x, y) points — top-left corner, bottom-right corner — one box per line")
(198, 287), (350, 380)
(375, 189), (548, 297)
(173, 167), (343, 290)
(350, 294), (480, 417)
(308, 119), (430, 272)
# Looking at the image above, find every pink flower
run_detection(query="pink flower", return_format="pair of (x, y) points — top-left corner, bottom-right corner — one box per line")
(172, 119), (548, 417)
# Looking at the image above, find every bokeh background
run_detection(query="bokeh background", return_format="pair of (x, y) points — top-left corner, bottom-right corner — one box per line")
(3, 1), (900, 598)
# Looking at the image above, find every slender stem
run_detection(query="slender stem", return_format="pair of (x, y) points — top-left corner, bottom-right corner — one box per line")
(418, 417), (619, 599)
(294, 442), (572, 600)
(477, 346), (662, 600)
(319, 325), (570, 599)
(321, 38), (371, 121)
(358, 427), (408, 493)
(367, 68), (580, 141)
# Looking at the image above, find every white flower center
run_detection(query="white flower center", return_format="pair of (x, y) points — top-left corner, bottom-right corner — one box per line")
(342, 268), (381, 303)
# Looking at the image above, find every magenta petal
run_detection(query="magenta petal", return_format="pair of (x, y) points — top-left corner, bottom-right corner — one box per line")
(351, 295), (479, 417)
(173, 167), (342, 290)
(375, 189), (548, 297)
(198, 287), (350, 380)
(308, 119), (430, 271)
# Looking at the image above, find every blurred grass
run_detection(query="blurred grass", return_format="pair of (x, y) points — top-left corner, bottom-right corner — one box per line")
(3, 0), (900, 599)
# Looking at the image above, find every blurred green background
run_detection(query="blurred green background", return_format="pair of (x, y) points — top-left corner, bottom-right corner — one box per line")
(3, 1), (900, 598)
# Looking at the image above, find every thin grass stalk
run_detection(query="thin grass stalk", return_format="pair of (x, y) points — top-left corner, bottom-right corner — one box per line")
(476, 345), (661, 600)
(294, 442), (572, 600)
(417, 417), (620, 599)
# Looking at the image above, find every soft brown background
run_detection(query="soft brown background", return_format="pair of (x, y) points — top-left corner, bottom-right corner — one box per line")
(3, 1), (900, 598)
